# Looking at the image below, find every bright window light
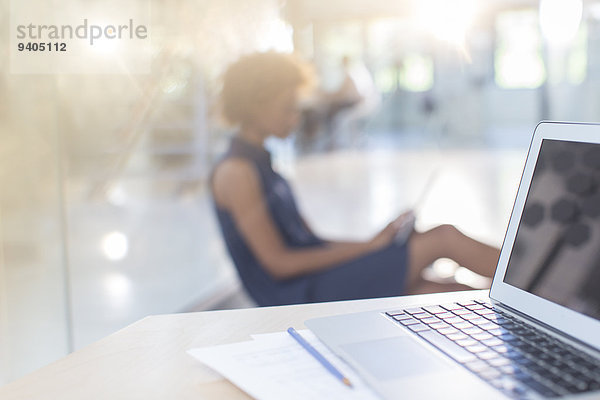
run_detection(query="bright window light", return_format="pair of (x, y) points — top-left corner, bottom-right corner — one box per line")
(374, 67), (397, 93)
(399, 55), (434, 92)
(567, 25), (588, 85)
(495, 11), (546, 89)
(101, 231), (129, 261)
(540, 0), (583, 46)
(374, 55), (434, 93)
(257, 18), (294, 53)
(104, 273), (132, 308)
(107, 185), (128, 206)
(414, 0), (479, 47)
(105, 273), (130, 296)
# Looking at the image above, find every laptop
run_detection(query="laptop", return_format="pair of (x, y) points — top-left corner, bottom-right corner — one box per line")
(306, 122), (600, 399)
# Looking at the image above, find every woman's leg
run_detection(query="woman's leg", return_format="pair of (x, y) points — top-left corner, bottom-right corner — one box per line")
(406, 225), (500, 292)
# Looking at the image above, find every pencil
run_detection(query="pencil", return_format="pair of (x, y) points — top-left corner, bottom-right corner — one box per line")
(287, 327), (353, 388)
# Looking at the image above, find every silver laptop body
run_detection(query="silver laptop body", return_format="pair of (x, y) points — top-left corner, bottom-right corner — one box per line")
(306, 122), (600, 399)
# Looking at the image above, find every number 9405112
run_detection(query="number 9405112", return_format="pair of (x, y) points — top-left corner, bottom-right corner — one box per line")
(17, 42), (66, 52)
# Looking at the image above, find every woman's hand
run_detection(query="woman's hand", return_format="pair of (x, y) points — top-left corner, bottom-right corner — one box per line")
(369, 210), (415, 251)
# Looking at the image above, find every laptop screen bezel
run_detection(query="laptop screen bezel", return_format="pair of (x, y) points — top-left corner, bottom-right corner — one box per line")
(490, 121), (600, 351)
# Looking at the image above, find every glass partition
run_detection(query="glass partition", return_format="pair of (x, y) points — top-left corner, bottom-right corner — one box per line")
(2, 0), (600, 386)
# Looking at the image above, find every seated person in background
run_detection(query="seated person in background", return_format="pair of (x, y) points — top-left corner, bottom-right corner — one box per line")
(325, 56), (363, 121)
(300, 56), (379, 149)
(211, 52), (500, 307)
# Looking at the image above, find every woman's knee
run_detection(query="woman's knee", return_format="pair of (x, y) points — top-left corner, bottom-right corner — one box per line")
(433, 224), (460, 244)
(408, 225), (462, 271)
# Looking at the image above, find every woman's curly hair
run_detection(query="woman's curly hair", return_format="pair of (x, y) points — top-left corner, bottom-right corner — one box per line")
(220, 52), (314, 125)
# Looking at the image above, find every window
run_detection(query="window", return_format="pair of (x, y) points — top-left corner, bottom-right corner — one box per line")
(495, 10), (546, 89)
(567, 24), (588, 85)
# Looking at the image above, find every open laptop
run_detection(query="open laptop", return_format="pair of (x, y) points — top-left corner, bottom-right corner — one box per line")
(306, 122), (600, 399)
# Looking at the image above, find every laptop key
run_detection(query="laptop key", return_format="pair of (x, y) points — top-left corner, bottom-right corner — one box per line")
(478, 351), (501, 360)
(488, 357), (511, 367)
(466, 304), (486, 311)
(485, 315), (507, 324)
(446, 332), (469, 341)
(399, 318), (420, 326)
(527, 362), (551, 375)
(513, 356), (534, 368)
(436, 326), (458, 334)
(453, 309), (474, 316)
(470, 318), (491, 326)
(561, 377), (591, 394)
(445, 316), (465, 324)
(491, 345), (510, 354)
(404, 307), (425, 315)
(579, 358), (600, 372)
(499, 364), (522, 375)
(490, 377), (529, 397)
(460, 313), (480, 320)
(482, 338), (504, 347)
(416, 329), (477, 363)
(508, 339), (528, 349)
(465, 344), (488, 353)
(520, 377), (561, 398)
(500, 322), (520, 330)
(478, 369), (502, 380)
(422, 305), (446, 314)
(411, 312), (430, 320)
(455, 338), (478, 347)
(503, 350), (525, 360)
(392, 314), (413, 321)
(471, 332), (493, 341)
(478, 323), (500, 331)
(497, 332), (517, 342)
(462, 327), (484, 335)
(441, 303), (464, 311)
(385, 310), (406, 316)
(464, 360), (491, 373)
(580, 368), (600, 382)
(408, 323), (431, 333)
(536, 352), (555, 363)
(474, 308), (495, 315)
(452, 321), (474, 330)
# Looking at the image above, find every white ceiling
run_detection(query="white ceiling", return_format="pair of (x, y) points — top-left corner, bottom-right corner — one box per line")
(285, 0), (540, 23)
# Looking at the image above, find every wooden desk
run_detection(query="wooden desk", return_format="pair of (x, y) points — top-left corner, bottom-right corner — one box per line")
(0, 290), (488, 400)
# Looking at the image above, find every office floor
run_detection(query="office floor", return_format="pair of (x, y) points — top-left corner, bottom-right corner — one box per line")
(0, 128), (529, 384)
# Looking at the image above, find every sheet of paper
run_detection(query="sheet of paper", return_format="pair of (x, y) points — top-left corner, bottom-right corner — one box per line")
(188, 330), (380, 400)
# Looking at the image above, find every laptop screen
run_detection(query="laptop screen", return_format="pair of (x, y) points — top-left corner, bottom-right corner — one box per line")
(503, 139), (600, 321)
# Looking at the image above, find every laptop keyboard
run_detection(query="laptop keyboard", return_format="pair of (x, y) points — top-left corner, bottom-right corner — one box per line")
(385, 300), (600, 399)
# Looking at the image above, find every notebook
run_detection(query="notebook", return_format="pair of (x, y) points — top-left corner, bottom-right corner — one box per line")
(306, 121), (600, 399)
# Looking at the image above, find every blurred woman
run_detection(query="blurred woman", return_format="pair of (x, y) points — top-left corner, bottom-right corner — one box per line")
(211, 52), (500, 306)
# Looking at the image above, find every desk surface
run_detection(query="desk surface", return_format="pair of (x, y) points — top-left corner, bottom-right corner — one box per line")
(0, 290), (488, 400)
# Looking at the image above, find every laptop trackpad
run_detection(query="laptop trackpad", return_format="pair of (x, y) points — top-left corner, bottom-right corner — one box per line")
(341, 336), (447, 381)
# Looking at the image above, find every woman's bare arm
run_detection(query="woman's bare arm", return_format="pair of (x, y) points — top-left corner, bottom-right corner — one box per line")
(212, 159), (400, 280)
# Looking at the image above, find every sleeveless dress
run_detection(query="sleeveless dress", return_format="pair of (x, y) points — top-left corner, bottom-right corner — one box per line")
(212, 136), (409, 306)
